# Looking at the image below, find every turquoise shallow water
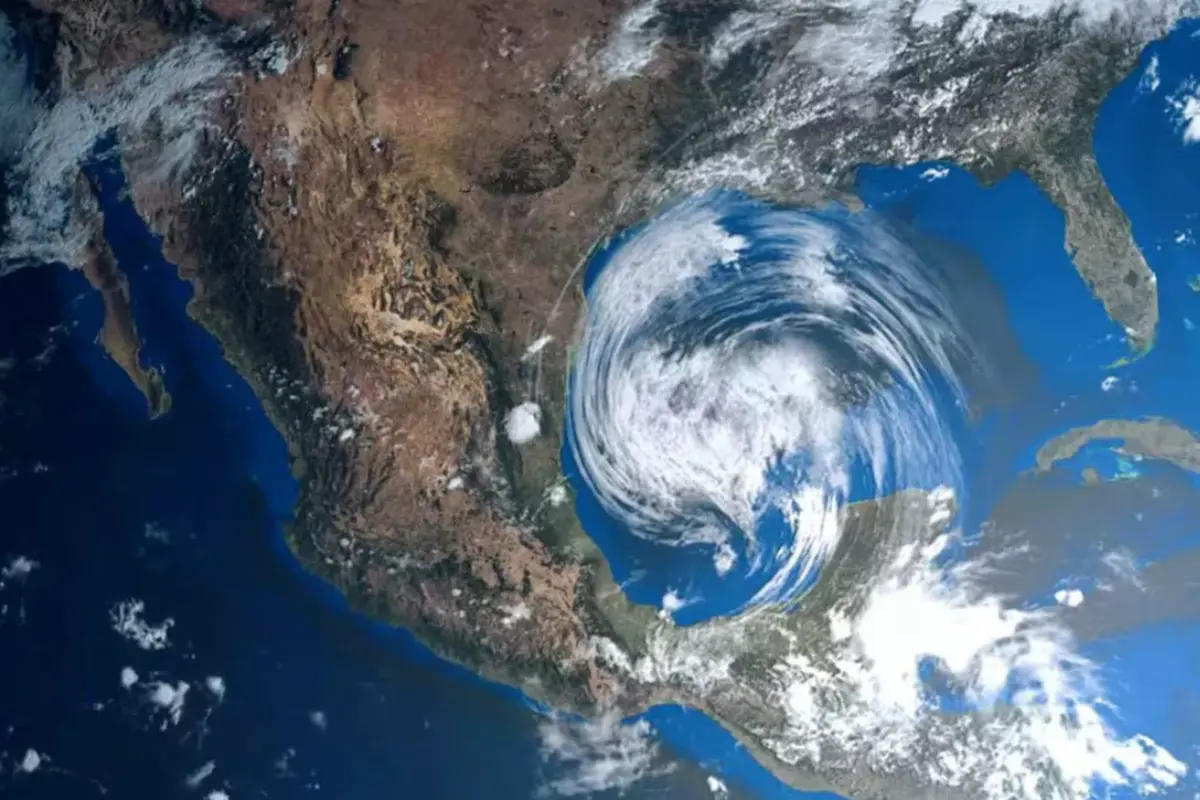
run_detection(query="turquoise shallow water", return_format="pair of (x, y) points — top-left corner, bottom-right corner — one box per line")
(2, 17), (1200, 800)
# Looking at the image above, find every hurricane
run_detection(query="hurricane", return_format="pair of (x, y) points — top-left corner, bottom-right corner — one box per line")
(568, 190), (970, 610)
(563, 190), (1189, 799)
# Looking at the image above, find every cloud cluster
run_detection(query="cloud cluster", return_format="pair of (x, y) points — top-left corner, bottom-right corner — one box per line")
(0, 19), (228, 270)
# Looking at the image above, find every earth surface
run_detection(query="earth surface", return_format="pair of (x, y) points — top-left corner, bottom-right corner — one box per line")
(1, 0), (1200, 798)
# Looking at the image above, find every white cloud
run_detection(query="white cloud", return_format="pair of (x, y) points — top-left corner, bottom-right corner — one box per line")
(524, 334), (554, 359)
(658, 589), (692, 620)
(143, 522), (171, 543)
(536, 711), (674, 797)
(506, 402), (543, 445)
(712, 542), (737, 576)
(583, 520), (1186, 799)
(909, 0), (1142, 26)
(708, 8), (789, 68)
(146, 680), (190, 729)
(500, 602), (532, 628)
(756, 541), (1186, 799)
(703, 0), (1193, 85)
(1, 555), (37, 581)
(547, 484), (569, 506)
(1141, 53), (1162, 92)
(0, 18), (38, 158)
(1054, 587), (1086, 607)
(661, 590), (686, 613)
(18, 749), (42, 773)
(110, 598), (174, 650)
(0, 32), (229, 269)
(1101, 548), (1145, 590)
(184, 760), (216, 790)
(1169, 80), (1200, 143)
(594, 0), (663, 84)
(205, 676), (226, 702)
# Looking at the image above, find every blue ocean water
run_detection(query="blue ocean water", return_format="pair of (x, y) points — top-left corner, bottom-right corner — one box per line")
(2, 18), (1200, 800)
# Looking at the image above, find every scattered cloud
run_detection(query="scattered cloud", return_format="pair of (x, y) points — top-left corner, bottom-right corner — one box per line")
(146, 680), (190, 729)
(184, 760), (217, 790)
(505, 402), (543, 445)
(593, 0), (663, 85)
(110, 598), (174, 650)
(536, 711), (674, 797)
(0, 555), (37, 582)
(17, 749), (42, 774)
(1169, 78), (1200, 143)
(205, 676), (226, 702)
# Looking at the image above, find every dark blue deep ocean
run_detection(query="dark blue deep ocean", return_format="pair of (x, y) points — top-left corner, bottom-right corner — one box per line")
(4, 17), (1200, 800)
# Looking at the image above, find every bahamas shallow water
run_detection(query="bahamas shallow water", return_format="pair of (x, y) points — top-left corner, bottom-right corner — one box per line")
(2, 20), (1200, 800)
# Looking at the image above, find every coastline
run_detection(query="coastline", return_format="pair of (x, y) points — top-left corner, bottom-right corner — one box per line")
(113, 138), (1200, 800)
(6, 2), (1200, 797)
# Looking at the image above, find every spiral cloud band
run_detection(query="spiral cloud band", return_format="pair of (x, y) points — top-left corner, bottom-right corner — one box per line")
(564, 191), (1188, 798)
(567, 191), (971, 608)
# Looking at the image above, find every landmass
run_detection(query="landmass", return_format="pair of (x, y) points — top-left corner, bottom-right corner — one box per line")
(647, 3), (1166, 350)
(1, 0), (1195, 797)
(1034, 416), (1200, 474)
(75, 179), (171, 417)
(982, 416), (1200, 645)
